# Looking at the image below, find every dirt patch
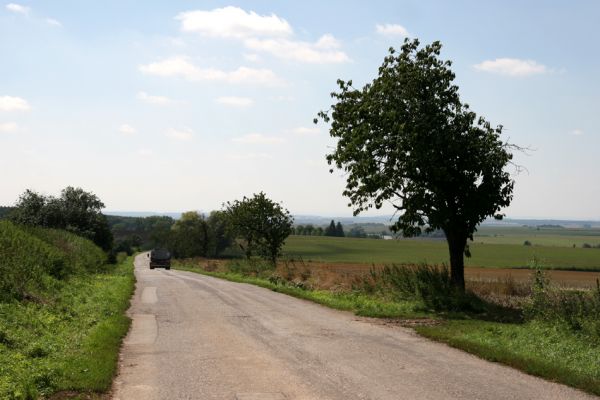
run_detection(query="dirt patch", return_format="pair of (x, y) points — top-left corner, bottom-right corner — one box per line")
(357, 316), (442, 328)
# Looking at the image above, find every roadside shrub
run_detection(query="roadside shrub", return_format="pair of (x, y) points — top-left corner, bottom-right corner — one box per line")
(524, 267), (600, 340)
(226, 259), (274, 276)
(360, 264), (485, 312)
(582, 243), (592, 249)
(523, 240), (532, 246)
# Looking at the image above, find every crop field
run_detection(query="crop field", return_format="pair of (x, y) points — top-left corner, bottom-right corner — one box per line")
(283, 233), (600, 271)
(473, 225), (600, 247)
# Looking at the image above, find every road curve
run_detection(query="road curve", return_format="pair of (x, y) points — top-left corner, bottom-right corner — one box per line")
(112, 253), (596, 400)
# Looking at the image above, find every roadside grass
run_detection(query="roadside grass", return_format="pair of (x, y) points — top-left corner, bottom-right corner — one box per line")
(174, 262), (428, 319)
(0, 256), (135, 399)
(417, 320), (600, 395)
(175, 258), (600, 396)
(284, 235), (600, 270)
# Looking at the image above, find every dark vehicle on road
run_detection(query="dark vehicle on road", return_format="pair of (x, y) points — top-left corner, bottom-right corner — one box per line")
(148, 249), (171, 270)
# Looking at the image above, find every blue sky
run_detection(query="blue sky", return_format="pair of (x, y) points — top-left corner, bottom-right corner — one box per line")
(1, 1), (599, 219)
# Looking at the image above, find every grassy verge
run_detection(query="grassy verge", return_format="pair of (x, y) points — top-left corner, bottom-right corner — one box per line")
(0, 256), (135, 399)
(417, 320), (600, 395)
(174, 263), (428, 319)
(175, 260), (600, 396)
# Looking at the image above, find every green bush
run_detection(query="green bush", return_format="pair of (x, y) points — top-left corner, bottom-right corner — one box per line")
(361, 264), (485, 312)
(524, 269), (600, 339)
(0, 221), (107, 301)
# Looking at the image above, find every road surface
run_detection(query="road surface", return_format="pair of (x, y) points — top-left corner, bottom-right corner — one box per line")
(112, 253), (596, 400)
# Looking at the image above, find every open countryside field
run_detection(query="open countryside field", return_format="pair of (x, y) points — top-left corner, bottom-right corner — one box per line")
(283, 235), (600, 271)
(473, 225), (600, 247)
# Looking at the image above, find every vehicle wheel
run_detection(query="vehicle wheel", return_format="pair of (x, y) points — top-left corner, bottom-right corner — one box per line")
(165, 267), (170, 270)
(150, 266), (155, 270)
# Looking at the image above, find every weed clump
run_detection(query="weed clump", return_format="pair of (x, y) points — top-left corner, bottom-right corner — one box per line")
(359, 264), (485, 313)
(524, 263), (600, 340)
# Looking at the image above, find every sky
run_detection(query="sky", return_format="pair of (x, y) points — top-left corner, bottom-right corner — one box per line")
(1, 1), (599, 219)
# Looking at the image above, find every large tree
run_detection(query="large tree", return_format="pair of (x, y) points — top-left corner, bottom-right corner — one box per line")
(316, 39), (515, 290)
(224, 192), (293, 265)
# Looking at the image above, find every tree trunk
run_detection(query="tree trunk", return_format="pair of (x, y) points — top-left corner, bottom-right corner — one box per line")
(446, 232), (466, 291)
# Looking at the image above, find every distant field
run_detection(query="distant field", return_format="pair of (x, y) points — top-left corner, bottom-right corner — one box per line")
(283, 235), (600, 270)
(473, 226), (600, 247)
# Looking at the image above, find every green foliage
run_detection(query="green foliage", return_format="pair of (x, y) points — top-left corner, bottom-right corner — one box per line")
(0, 257), (134, 399)
(205, 211), (233, 257)
(10, 187), (113, 251)
(225, 192), (293, 264)
(0, 221), (63, 300)
(169, 211), (233, 259)
(0, 221), (106, 301)
(524, 267), (600, 339)
(316, 38), (515, 289)
(361, 264), (485, 312)
(0, 206), (14, 220)
(170, 211), (208, 258)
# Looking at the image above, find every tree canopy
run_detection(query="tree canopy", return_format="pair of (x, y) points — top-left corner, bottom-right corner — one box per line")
(10, 187), (113, 251)
(224, 192), (293, 264)
(316, 39), (515, 289)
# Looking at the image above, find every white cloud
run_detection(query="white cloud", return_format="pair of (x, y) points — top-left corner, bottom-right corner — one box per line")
(119, 124), (136, 135)
(376, 23), (409, 36)
(215, 96), (254, 107)
(243, 53), (261, 62)
(290, 126), (320, 136)
(138, 148), (153, 156)
(227, 152), (272, 161)
(166, 127), (193, 141)
(176, 6), (292, 39)
(137, 91), (174, 105)
(231, 133), (284, 144)
(139, 57), (283, 86)
(6, 3), (29, 14)
(244, 34), (350, 64)
(46, 18), (62, 27)
(0, 122), (18, 133)
(0, 96), (30, 112)
(569, 129), (584, 136)
(473, 58), (547, 77)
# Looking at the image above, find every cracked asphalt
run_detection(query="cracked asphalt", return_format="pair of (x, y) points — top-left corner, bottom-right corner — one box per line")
(111, 253), (596, 400)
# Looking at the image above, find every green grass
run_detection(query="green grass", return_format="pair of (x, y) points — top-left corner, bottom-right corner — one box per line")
(417, 320), (600, 395)
(0, 256), (135, 399)
(175, 260), (600, 396)
(474, 225), (600, 247)
(283, 235), (600, 270)
(174, 262), (428, 319)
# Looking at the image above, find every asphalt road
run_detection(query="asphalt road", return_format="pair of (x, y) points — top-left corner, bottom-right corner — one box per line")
(112, 253), (596, 400)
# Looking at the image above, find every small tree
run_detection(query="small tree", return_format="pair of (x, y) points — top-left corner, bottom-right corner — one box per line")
(170, 211), (208, 258)
(225, 192), (293, 265)
(335, 222), (345, 237)
(324, 220), (336, 236)
(206, 211), (233, 257)
(316, 39), (515, 290)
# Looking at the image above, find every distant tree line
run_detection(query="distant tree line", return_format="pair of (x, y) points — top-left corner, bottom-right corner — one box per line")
(111, 192), (294, 265)
(294, 220), (346, 237)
